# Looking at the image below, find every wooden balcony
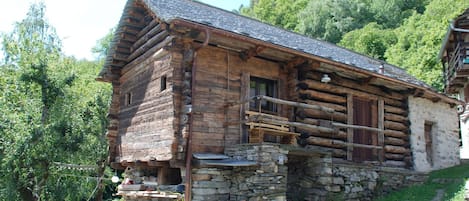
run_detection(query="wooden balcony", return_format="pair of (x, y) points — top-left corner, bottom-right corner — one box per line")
(444, 42), (469, 93)
(237, 95), (384, 152)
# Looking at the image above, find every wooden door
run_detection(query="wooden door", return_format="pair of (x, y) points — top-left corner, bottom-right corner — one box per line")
(353, 97), (377, 162)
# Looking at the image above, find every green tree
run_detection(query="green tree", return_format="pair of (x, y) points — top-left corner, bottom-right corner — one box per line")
(385, 0), (468, 90)
(339, 23), (397, 60)
(240, 0), (308, 30)
(0, 2), (112, 200)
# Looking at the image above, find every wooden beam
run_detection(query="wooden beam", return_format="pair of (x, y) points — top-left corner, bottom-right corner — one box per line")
(378, 98), (385, 162)
(239, 45), (265, 61)
(347, 94), (353, 161)
(332, 122), (383, 133)
(258, 95), (334, 113)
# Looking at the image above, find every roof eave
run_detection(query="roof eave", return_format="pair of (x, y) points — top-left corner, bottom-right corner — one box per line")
(170, 18), (462, 106)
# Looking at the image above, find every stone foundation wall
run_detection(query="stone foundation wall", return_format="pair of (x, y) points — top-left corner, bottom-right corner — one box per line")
(191, 168), (232, 201)
(287, 155), (428, 201)
(226, 144), (288, 201)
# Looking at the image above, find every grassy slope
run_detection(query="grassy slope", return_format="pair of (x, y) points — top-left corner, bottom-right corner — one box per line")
(375, 163), (469, 201)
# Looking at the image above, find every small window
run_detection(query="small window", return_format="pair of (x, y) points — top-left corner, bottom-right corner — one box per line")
(160, 75), (167, 92)
(125, 92), (132, 106)
(249, 77), (277, 112)
(424, 121), (434, 166)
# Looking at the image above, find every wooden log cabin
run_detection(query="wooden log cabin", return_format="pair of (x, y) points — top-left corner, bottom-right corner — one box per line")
(440, 8), (469, 159)
(98, 0), (462, 200)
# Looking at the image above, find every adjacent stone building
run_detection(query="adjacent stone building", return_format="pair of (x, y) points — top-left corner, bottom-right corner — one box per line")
(98, 0), (463, 200)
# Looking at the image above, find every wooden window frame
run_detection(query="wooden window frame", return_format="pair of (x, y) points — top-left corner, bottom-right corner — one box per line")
(249, 76), (278, 113)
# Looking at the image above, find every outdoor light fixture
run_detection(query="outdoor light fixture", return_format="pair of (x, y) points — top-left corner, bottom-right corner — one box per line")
(321, 74), (331, 83)
(111, 173), (120, 183)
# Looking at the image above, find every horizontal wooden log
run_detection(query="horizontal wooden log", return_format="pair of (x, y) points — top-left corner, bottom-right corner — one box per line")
(384, 129), (407, 139)
(307, 136), (346, 149)
(384, 113), (408, 123)
(257, 95), (334, 113)
(302, 99), (346, 112)
(384, 105), (407, 116)
(296, 126), (347, 140)
(128, 31), (169, 62)
(298, 79), (406, 103)
(384, 120), (408, 131)
(383, 98), (407, 108)
(384, 145), (408, 154)
(301, 71), (405, 101)
(384, 153), (405, 160)
(307, 136), (382, 150)
(132, 23), (163, 52)
(298, 89), (346, 104)
(332, 122), (383, 133)
(297, 108), (347, 123)
(384, 137), (406, 146)
(137, 20), (158, 38)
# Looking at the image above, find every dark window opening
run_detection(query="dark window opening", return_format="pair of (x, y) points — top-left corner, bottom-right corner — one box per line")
(161, 75), (167, 92)
(125, 92), (132, 106)
(249, 77), (277, 113)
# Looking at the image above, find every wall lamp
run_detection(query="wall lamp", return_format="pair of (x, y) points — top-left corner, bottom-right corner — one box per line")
(321, 74), (331, 83)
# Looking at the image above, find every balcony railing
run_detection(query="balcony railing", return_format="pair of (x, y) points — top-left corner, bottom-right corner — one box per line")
(228, 95), (384, 151)
(445, 42), (469, 92)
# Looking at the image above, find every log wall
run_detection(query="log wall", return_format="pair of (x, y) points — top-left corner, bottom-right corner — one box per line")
(116, 17), (176, 162)
(189, 45), (287, 153)
(296, 68), (411, 167)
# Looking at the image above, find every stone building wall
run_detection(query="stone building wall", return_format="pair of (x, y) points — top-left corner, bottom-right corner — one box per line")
(287, 154), (427, 201)
(408, 96), (460, 172)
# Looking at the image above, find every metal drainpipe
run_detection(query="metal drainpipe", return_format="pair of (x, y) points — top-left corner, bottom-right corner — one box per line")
(185, 28), (210, 201)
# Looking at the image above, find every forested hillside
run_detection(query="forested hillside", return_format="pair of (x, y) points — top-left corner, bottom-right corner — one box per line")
(241, 0), (469, 90)
(0, 3), (115, 200)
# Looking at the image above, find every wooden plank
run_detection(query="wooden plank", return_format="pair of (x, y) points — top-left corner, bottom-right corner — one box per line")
(347, 94), (353, 161)
(298, 89), (347, 104)
(384, 145), (409, 154)
(257, 95), (334, 113)
(307, 136), (382, 149)
(303, 99), (346, 112)
(297, 108), (347, 122)
(246, 122), (290, 132)
(240, 72), (250, 143)
(378, 98), (385, 162)
(332, 122), (383, 133)
(302, 71), (405, 101)
(384, 105), (407, 115)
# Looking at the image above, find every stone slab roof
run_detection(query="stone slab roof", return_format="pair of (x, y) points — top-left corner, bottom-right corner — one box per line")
(140, 0), (430, 88)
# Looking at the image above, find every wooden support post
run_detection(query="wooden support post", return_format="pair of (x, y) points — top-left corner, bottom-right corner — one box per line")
(158, 166), (168, 185)
(240, 73), (250, 143)
(347, 94), (353, 161)
(378, 98), (385, 162)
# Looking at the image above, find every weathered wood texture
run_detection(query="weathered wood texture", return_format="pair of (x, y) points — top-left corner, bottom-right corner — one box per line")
(117, 50), (175, 162)
(296, 68), (411, 167)
(190, 45), (287, 153)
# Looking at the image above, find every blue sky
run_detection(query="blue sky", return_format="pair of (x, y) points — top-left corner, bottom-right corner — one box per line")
(0, 0), (250, 60)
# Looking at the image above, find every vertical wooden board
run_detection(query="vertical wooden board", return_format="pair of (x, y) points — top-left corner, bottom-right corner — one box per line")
(378, 98), (385, 162)
(347, 94), (354, 161)
(240, 72), (250, 143)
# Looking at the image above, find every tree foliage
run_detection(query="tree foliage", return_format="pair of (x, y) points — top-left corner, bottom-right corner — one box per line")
(385, 0), (468, 90)
(241, 0), (468, 90)
(0, 2), (113, 200)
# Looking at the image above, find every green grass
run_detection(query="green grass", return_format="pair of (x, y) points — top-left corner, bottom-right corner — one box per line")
(375, 163), (469, 201)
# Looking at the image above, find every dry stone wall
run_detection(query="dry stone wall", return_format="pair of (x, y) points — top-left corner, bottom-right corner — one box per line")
(408, 96), (460, 172)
